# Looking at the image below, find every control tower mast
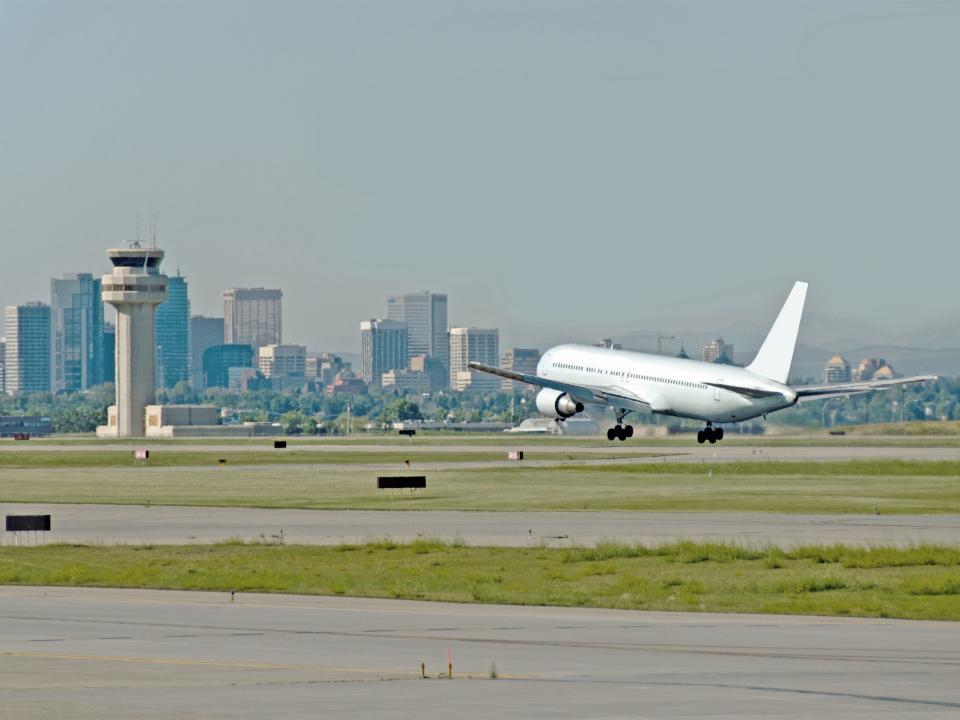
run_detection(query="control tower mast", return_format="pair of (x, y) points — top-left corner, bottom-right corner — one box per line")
(101, 244), (168, 437)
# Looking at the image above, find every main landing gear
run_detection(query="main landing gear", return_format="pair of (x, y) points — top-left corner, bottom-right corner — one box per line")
(607, 424), (634, 442)
(607, 409), (633, 442)
(697, 424), (724, 444)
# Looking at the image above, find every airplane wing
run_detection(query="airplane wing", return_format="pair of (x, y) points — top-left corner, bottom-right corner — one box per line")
(791, 374), (938, 402)
(467, 362), (654, 412)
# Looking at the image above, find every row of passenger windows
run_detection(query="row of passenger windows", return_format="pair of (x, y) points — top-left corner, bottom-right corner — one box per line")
(552, 361), (707, 390)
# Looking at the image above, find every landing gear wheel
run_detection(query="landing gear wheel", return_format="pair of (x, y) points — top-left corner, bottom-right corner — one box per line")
(699, 426), (724, 444)
(608, 425), (629, 441)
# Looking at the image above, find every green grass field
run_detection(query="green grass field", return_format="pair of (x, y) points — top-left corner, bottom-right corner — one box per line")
(1, 460), (959, 513)
(3, 541), (960, 621)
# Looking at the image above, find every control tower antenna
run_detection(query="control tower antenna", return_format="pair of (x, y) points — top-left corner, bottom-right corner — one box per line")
(134, 213), (142, 249)
(151, 213), (158, 249)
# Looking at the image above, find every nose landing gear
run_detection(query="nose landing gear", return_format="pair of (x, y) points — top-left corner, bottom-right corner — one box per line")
(697, 425), (724, 444)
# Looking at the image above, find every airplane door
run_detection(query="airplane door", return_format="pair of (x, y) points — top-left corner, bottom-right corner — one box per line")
(714, 381), (721, 402)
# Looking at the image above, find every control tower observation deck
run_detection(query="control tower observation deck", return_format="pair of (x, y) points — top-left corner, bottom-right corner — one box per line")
(100, 245), (168, 437)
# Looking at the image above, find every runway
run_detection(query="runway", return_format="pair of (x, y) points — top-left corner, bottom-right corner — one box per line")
(1, 585), (958, 719)
(3, 503), (960, 547)
(4, 441), (960, 467)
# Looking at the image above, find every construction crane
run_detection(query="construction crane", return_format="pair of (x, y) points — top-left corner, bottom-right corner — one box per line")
(598, 332), (677, 354)
(634, 332), (676, 355)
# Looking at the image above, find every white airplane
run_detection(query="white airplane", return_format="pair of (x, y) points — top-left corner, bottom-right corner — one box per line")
(470, 282), (937, 443)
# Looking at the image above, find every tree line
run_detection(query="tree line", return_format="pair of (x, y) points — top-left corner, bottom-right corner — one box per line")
(2, 378), (956, 435)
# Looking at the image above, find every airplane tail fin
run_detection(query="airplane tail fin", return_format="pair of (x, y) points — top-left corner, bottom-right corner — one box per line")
(747, 281), (808, 384)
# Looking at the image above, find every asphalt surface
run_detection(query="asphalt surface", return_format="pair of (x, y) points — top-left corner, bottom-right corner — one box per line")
(4, 441), (960, 465)
(1, 586), (958, 719)
(3, 504), (959, 548)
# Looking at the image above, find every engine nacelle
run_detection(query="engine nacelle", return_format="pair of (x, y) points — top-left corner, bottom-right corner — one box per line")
(536, 388), (584, 419)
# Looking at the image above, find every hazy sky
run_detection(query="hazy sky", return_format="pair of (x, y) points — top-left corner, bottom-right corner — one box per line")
(1, 1), (958, 352)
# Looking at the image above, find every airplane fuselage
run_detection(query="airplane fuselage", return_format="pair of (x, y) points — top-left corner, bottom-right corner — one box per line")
(538, 344), (797, 424)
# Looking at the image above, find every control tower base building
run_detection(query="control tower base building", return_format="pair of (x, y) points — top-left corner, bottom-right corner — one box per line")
(97, 245), (168, 437)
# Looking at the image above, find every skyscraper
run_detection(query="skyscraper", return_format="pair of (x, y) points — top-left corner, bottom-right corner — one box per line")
(102, 322), (116, 383)
(50, 273), (104, 392)
(223, 288), (282, 351)
(449, 327), (499, 392)
(155, 273), (190, 389)
(360, 319), (407, 386)
(0, 337), (5, 395)
(189, 315), (225, 389)
(387, 291), (448, 372)
(499, 347), (541, 391)
(4, 303), (52, 395)
(203, 344), (254, 389)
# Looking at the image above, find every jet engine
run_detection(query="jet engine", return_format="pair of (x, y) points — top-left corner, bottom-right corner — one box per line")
(536, 388), (584, 418)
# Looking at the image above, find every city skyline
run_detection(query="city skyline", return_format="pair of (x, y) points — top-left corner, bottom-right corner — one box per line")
(4, 244), (959, 393)
(2, 2), (959, 352)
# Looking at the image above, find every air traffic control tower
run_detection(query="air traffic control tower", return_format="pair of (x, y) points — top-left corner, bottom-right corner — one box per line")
(100, 244), (168, 437)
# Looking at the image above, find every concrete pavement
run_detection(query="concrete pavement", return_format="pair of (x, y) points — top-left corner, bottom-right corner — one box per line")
(1, 585), (958, 718)
(3, 504), (960, 547)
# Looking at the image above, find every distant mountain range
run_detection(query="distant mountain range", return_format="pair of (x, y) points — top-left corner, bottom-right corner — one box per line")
(615, 311), (960, 380)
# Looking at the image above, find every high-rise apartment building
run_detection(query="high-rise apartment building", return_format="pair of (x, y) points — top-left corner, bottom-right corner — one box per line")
(4, 303), (52, 395)
(360, 319), (407, 386)
(189, 315), (224, 389)
(387, 291), (449, 372)
(853, 358), (896, 382)
(0, 338), (6, 395)
(156, 274), (190, 389)
(822, 355), (852, 384)
(50, 273), (104, 392)
(702, 338), (734, 364)
(223, 288), (282, 351)
(258, 344), (306, 378)
(449, 327), (499, 392)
